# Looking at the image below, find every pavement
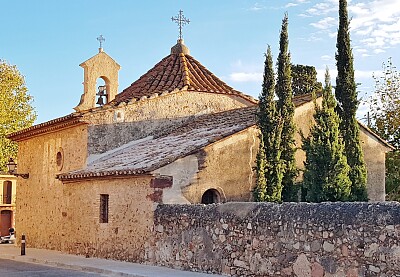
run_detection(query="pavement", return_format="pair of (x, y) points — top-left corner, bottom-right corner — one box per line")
(0, 244), (224, 277)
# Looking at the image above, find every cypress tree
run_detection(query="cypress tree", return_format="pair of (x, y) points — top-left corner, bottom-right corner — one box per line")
(253, 135), (267, 201)
(275, 13), (298, 201)
(255, 46), (283, 202)
(335, 0), (368, 201)
(302, 68), (351, 202)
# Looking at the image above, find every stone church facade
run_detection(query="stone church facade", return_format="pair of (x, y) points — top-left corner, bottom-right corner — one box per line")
(8, 39), (392, 257)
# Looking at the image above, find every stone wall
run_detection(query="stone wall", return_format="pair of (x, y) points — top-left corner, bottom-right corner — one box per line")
(61, 176), (156, 261)
(85, 91), (254, 154)
(147, 202), (400, 277)
(15, 124), (88, 250)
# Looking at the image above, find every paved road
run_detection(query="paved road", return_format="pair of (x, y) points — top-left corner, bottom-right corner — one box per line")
(0, 258), (106, 277)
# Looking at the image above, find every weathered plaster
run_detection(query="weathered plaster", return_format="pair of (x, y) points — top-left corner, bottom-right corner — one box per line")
(152, 155), (196, 204)
(360, 129), (390, 201)
(75, 51), (120, 112)
(62, 176), (155, 261)
(15, 124), (88, 250)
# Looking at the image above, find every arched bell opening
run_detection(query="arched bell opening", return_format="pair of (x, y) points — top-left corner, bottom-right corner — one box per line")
(96, 76), (110, 106)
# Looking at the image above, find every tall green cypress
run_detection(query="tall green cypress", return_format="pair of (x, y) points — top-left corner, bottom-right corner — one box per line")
(253, 135), (267, 201)
(255, 46), (283, 202)
(335, 0), (368, 201)
(275, 13), (298, 201)
(302, 68), (351, 202)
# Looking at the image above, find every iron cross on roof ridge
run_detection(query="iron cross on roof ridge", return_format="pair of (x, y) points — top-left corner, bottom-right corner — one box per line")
(171, 10), (190, 40)
(97, 35), (105, 49)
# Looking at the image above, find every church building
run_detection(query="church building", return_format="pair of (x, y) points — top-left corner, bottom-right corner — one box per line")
(7, 30), (392, 258)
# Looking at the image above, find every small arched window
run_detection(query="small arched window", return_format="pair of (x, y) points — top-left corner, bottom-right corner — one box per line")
(201, 189), (221, 204)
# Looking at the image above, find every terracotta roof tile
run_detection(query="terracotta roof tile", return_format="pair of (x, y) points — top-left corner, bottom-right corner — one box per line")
(112, 52), (253, 104)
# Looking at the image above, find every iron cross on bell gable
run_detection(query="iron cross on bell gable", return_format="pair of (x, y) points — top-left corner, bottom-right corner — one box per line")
(171, 10), (190, 40)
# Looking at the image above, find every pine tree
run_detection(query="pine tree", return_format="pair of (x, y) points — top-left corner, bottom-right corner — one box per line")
(302, 68), (351, 202)
(255, 46), (283, 202)
(275, 13), (298, 201)
(335, 0), (368, 201)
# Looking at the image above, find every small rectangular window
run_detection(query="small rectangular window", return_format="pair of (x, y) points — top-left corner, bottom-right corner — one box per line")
(100, 194), (109, 223)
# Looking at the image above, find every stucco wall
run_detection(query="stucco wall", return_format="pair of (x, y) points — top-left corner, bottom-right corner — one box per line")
(15, 124), (88, 250)
(148, 202), (400, 276)
(61, 176), (155, 261)
(360, 128), (389, 201)
(85, 91), (255, 154)
(153, 127), (259, 204)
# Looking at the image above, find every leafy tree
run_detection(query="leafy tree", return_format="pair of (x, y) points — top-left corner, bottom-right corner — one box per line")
(335, 0), (368, 201)
(368, 57), (400, 201)
(369, 57), (400, 149)
(275, 13), (298, 201)
(386, 151), (400, 201)
(254, 46), (283, 202)
(302, 68), (351, 202)
(0, 60), (36, 171)
(291, 64), (322, 96)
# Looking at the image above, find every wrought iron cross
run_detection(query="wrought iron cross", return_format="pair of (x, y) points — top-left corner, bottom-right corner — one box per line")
(171, 10), (190, 40)
(97, 35), (105, 49)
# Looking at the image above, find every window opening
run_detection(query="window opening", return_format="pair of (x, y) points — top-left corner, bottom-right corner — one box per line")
(2, 181), (12, 204)
(100, 194), (109, 223)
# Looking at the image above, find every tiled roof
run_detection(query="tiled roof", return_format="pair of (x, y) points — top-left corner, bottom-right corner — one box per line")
(57, 106), (257, 181)
(7, 114), (85, 142)
(113, 43), (255, 104)
(56, 92), (394, 181)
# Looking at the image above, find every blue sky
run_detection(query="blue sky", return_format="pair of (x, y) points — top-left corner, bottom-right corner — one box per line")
(1, 0), (399, 124)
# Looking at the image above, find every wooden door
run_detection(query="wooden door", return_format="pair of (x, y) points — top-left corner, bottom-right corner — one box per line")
(0, 210), (12, 236)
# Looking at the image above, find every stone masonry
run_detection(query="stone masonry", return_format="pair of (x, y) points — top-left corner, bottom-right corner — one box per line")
(146, 202), (400, 277)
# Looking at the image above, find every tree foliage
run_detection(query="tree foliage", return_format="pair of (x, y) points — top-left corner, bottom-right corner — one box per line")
(275, 13), (298, 201)
(302, 69), (351, 202)
(368, 57), (400, 201)
(0, 60), (36, 171)
(369, 57), (400, 149)
(335, 0), (368, 201)
(254, 46), (283, 202)
(291, 64), (322, 96)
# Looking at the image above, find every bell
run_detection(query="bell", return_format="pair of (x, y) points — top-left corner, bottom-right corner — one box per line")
(96, 96), (105, 106)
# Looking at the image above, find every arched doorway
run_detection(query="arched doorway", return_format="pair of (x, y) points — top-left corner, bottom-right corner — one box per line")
(0, 210), (12, 236)
(201, 189), (221, 204)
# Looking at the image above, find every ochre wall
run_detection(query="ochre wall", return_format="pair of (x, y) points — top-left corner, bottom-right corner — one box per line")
(62, 176), (155, 261)
(15, 124), (88, 250)
(153, 127), (259, 204)
(360, 128), (389, 201)
(154, 99), (389, 203)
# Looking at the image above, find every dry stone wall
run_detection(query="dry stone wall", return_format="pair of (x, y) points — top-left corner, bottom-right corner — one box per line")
(147, 202), (400, 277)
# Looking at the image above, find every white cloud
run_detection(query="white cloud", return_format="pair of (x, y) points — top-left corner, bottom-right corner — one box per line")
(248, 3), (265, 11)
(310, 17), (336, 30)
(304, 0), (400, 54)
(321, 55), (333, 61)
(285, 3), (299, 8)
